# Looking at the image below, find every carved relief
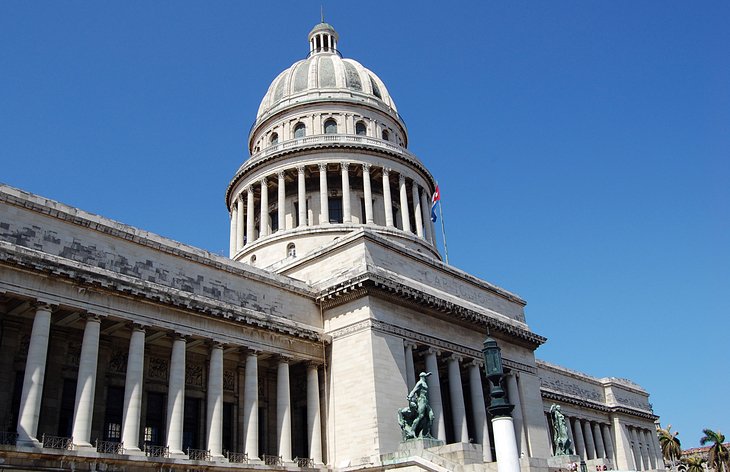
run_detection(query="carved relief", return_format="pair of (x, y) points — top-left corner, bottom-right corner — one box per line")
(109, 350), (128, 374)
(223, 370), (235, 391)
(67, 342), (81, 366)
(148, 357), (168, 380)
(186, 363), (203, 387)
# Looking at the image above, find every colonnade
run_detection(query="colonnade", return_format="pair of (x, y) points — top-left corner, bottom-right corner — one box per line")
(13, 301), (324, 464)
(403, 342), (494, 461)
(229, 162), (435, 257)
(548, 411), (663, 471)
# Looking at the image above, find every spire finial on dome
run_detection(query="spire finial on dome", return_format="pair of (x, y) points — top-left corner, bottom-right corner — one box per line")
(308, 21), (338, 56)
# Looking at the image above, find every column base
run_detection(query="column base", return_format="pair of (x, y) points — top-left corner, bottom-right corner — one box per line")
(16, 437), (42, 449)
(73, 441), (95, 451)
(122, 447), (145, 456)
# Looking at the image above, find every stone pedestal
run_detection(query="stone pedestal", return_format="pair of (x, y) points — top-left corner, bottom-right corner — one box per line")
(547, 454), (581, 469)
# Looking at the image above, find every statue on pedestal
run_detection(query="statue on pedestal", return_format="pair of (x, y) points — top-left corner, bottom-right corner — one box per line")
(550, 404), (573, 455)
(398, 372), (434, 440)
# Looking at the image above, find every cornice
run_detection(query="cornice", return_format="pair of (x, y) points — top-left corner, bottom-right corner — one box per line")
(225, 141), (435, 205)
(0, 241), (326, 344)
(541, 389), (658, 421)
(318, 271), (546, 349)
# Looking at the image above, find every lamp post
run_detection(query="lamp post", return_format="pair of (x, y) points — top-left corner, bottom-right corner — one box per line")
(483, 336), (521, 472)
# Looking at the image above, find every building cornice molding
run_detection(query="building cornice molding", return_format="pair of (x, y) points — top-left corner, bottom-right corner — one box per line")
(0, 241), (327, 344)
(541, 389), (658, 421)
(319, 271), (545, 349)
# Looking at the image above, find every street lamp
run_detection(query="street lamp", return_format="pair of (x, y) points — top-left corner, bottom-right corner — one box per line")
(482, 335), (520, 472)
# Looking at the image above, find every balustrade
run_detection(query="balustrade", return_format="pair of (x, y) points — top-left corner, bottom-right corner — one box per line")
(225, 450), (249, 463)
(41, 434), (73, 450)
(263, 454), (283, 466)
(187, 447), (211, 461)
(144, 444), (170, 458)
(95, 439), (124, 455)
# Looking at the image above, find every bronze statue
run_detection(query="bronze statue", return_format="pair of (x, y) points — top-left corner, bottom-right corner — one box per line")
(398, 372), (435, 440)
(550, 404), (573, 455)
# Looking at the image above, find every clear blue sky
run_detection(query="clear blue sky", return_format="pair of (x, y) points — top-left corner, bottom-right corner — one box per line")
(1, 1), (727, 447)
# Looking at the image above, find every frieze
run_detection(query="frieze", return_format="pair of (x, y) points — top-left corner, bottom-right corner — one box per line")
(186, 362), (204, 387)
(328, 318), (537, 375)
(223, 370), (235, 391)
(540, 375), (603, 402)
(148, 357), (168, 381)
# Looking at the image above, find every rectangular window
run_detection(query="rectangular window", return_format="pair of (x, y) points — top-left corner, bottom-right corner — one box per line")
(329, 197), (343, 223)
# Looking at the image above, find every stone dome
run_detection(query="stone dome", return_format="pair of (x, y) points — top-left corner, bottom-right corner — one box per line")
(255, 24), (398, 123)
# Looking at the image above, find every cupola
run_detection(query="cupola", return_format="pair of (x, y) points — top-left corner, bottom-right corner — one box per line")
(308, 22), (339, 55)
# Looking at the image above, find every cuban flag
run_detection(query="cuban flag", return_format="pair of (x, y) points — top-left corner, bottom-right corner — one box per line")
(430, 186), (440, 222)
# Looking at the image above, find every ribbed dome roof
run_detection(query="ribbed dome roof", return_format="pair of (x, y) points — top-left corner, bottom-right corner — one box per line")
(255, 24), (398, 122)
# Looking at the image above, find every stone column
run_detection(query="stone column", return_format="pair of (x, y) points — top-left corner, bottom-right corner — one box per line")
(72, 314), (101, 449)
(278, 171), (286, 231)
(382, 168), (394, 227)
(420, 189), (432, 243)
(229, 205), (237, 257)
(319, 164), (329, 224)
(277, 357), (292, 462)
(565, 415), (576, 454)
(573, 418), (586, 460)
(506, 373), (528, 457)
(207, 343), (224, 458)
(629, 427), (643, 470)
(17, 303), (52, 446)
(306, 363), (322, 464)
(121, 324), (145, 454)
(341, 162), (351, 223)
(243, 350), (259, 460)
(237, 195), (245, 249)
(593, 422), (606, 459)
(643, 429), (657, 469)
(583, 419), (596, 459)
(412, 183), (424, 238)
(602, 423), (615, 465)
(447, 355), (469, 443)
(236, 359), (245, 454)
(362, 164), (374, 224)
(468, 360), (493, 461)
(651, 427), (665, 470)
(166, 334), (186, 456)
(423, 349), (445, 441)
(404, 341), (416, 390)
(259, 178), (269, 237)
(246, 186), (255, 245)
(297, 166), (306, 227)
(398, 174), (411, 232)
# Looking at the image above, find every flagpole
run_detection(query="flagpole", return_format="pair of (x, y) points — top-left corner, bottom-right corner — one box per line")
(437, 184), (449, 264)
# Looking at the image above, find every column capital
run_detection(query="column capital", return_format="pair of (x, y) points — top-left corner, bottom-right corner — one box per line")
(362, 163), (371, 172)
(81, 313), (103, 323)
(32, 301), (55, 311)
(469, 358), (484, 368)
(297, 165), (306, 174)
(318, 163), (327, 172)
(259, 177), (268, 186)
(383, 167), (391, 176)
(208, 341), (224, 350)
(277, 170), (285, 180)
(448, 353), (463, 363)
(129, 322), (146, 333)
(425, 347), (441, 357)
(404, 340), (417, 350)
(341, 162), (349, 171)
(305, 361), (321, 369)
(171, 332), (189, 342)
(238, 193), (245, 203)
(274, 354), (293, 364)
(399, 173), (406, 184)
(246, 185), (254, 193)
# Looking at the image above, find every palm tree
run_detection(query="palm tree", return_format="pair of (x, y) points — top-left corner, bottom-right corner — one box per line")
(682, 455), (707, 472)
(658, 424), (682, 468)
(700, 429), (729, 472)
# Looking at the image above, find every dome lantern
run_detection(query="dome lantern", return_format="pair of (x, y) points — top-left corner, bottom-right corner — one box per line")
(308, 22), (339, 55)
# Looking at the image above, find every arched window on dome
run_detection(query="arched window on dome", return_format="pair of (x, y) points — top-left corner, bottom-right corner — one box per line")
(381, 129), (390, 141)
(324, 119), (338, 135)
(270, 133), (279, 145)
(286, 243), (296, 258)
(355, 121), (367, 136)
(294, 123), (306, 139)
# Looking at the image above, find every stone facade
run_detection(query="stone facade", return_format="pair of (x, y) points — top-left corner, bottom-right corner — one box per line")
(0, 22), (664, 472)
